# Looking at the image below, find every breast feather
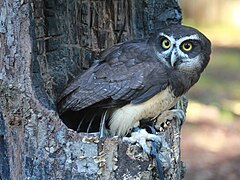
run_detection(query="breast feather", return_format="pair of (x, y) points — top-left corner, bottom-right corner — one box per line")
(109, 87), (178, 136)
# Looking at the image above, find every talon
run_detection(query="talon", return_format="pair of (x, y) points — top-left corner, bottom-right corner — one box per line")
(155, 109), (185, 131)
(123, 126), (165, 180)
(163, 122), (168, 129)
(166, 120), (171, 126)
(159, 127), (164, 132)
(123, 128), (161, 154)
(159, 121), (171, 131)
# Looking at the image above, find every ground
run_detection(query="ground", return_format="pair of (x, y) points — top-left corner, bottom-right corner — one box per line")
(182, 114), (240, 180)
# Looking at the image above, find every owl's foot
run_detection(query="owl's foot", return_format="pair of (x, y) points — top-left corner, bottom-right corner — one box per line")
(123, 128), (161, 154)
(123, 127), (165, 180)
(155, 109), (185, 131)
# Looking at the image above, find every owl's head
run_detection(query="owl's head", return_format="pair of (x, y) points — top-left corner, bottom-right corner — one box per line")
(151, 25), (211, 73)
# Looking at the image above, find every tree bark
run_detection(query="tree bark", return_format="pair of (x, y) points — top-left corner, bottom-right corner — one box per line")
(0, 0), (184, 179)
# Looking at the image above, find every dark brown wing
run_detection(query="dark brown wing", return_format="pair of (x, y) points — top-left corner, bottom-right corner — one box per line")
(57, 39), (170, 115)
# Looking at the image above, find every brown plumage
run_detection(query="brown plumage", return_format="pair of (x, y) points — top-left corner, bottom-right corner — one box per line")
(57, 25), (211, 136)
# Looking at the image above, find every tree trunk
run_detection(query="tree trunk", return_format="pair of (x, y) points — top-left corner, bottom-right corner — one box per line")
(0, 0), (185, 179)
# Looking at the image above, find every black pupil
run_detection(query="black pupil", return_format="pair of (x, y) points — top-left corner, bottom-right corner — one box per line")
(184, 43), (191, 49)
(164, 40), (169, 46)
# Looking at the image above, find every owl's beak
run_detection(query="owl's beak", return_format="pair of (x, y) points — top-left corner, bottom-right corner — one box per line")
(170, 50), (178, 67)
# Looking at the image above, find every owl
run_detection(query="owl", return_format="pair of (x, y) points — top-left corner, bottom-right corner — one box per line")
(57, 25), (211, 137)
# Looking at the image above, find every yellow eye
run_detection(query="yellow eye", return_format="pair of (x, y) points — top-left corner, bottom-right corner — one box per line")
(182, 42), (193, 52)
(162, 39), (171, 49)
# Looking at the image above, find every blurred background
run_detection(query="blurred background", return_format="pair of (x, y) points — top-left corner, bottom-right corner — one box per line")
(179, 0), (240, 179)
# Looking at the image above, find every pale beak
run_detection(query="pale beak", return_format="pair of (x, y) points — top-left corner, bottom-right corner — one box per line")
(171, 50), (178, 67)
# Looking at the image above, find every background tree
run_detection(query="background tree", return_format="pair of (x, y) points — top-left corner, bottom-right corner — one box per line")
(0, 0), (185, 179)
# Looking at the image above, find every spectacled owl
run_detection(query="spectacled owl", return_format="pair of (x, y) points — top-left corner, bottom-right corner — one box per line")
(57, 25), (211, 136)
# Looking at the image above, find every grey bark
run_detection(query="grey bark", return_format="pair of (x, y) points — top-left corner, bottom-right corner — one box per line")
(0, 0), (185, 179)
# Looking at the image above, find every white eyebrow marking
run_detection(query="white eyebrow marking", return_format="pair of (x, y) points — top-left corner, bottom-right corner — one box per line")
(159, 33), (176, 45)
(175, 34), (200, 58)
(176, 34), (200, 47)
(156, 33), (175, 56)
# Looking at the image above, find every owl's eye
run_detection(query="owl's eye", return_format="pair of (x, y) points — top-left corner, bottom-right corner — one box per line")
(181, 42), (193, 52)
(161, 38), (171, 49)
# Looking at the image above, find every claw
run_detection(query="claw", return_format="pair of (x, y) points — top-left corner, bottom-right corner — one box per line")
(155, 109), (185, 131)
(146, 126), (165, 180)
(166, 120), (171, 126)
(159, 127), (164, 132)
(123, 128), (161, 154)
(123, 127), (165, 180)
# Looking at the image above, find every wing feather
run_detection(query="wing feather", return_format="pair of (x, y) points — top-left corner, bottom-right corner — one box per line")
(57, 39), (170, 114)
